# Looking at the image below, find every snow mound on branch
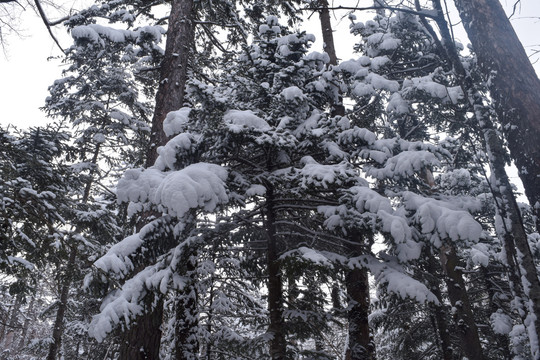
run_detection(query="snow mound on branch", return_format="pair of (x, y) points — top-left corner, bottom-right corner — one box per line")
(94, 233), (142, 275)
(298, 156), (353, 189)
(223, 110), (271, 133)
(155, 163), (228, 218)
(163, 107), (191, 137)
(281, 86), (304, 101)
(117, 168), (165, 204)
(403, 75), (464, 104)
(89, 264), (174, 342)
(155, 133), (197, 170)
(350, 186), (420, 261)
(403, 192), (482, 245)
(349, 256), (439, 304)
(366, 150), (440, 180)
(71, 24), (165, 45)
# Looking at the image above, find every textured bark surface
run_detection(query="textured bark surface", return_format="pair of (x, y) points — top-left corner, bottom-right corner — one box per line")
(453, 0), (540, 232)
(119, 0), (196, 358)
(317, 0), (345, 117)
(440, 246), (484, 360)
(345, 232), (374, 360)
(265, 185), (287, 360)
(345, 266), (374, 360)
(427, 3), (540, 356)
(118, 296), (164, 360)
(145, 0), (195, 167)
(426, 257), (453, 360)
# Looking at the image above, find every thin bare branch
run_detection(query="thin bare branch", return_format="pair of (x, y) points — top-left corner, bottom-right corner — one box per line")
(32, 0), (65, 54)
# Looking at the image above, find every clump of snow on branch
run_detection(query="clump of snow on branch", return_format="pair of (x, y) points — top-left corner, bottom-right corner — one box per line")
(163, 107), (191, 137)
(223, 110), (271, 133)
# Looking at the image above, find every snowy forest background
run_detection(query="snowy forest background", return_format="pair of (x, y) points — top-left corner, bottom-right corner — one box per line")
(2, 0), (540, 359)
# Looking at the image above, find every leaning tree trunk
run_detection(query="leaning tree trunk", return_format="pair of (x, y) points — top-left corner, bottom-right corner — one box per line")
(452, 0), (540, 233)
(118, 0), (196, 358)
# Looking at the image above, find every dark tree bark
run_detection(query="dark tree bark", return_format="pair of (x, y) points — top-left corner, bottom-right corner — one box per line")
(175, 253), (199, 360)
(118, 0), (196, 358)
(344, 233), (374, 360)
(425, 257), (454, 360)
(118, 296), (164, 360)
(317, 0), (345, 117)
(265, 184), (287, 360)
(345, 266), (374, 360)
(145, 0), (195, 168)
(452, 0), (540, 232)
(423, 2), (540, 355)
(440, 246), (484, 360)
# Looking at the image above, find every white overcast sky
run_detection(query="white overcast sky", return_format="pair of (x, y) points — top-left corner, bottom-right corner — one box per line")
(0, 0), (539, 130)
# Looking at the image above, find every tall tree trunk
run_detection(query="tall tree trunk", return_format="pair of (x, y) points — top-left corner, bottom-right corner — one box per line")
(265, 184), (287, 360)
(440, 245), (484, 360)
(425, 257), (454, 360)
(481, 266), (512, 360)
(452, 0), (540, 232)
(47, 143), (101, 360)
(424, 2), (540, 357)
(119, 0), (196, 358)
(175, 250), (199, 360)
(118, 295), (164, 360)
(145, 0), (195, 167)
(46, 246), (77, 360)
(345, 233), (374, 360)
(345, 266), (373, 360)
(317, 0), (345, 117)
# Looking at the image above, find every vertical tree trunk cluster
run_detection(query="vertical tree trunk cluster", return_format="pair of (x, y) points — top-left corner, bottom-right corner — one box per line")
(452, 0), (540, 233)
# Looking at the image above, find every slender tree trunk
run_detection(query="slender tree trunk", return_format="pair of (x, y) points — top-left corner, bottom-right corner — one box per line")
(425, 257), (454, 360)
(481, 267), (512, 360)
(452, 0), (540, 232)
(47, 246), (77, 360)
(317, 0), (345, 117)
(440, 245), (484, 360)
(265, 185), (286, 360)
(47, 143), (101, 360)
(345, 233), (374, 360)
(17, 294), (36, 350)
(175, 251), (199, 360)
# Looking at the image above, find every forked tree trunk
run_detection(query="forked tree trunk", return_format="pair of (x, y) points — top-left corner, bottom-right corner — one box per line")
(440, 245), (484, 360)
(452, 0), (540, 233)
